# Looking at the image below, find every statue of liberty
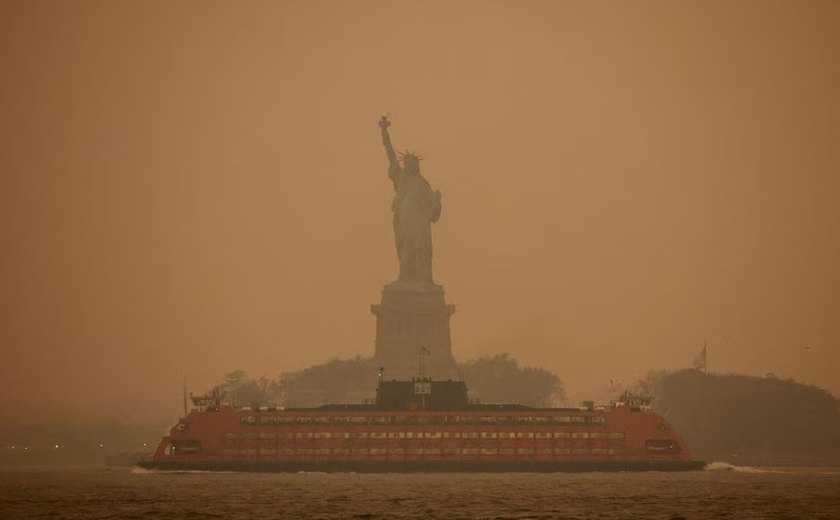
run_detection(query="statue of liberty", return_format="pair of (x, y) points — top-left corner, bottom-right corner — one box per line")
(379, 116), (442, 286)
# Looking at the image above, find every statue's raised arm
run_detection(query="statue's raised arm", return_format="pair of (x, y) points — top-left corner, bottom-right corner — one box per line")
(379, 115), (400, 178)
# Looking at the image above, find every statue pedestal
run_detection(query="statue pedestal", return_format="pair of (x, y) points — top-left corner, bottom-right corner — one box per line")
(371, 282), (457, 379)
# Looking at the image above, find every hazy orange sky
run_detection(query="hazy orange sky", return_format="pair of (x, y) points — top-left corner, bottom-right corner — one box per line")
(1, 1), (838, 425)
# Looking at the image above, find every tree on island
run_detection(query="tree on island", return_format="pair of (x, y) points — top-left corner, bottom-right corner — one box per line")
(216, 369), (282, 407)
(639, 369), (840, 465)
(458, 354), (565, 407)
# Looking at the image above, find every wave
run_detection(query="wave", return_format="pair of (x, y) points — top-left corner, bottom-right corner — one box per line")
(130, 466), (238, 475)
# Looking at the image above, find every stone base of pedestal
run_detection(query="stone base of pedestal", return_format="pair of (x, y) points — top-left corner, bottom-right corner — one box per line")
(371, 282), (457, 379)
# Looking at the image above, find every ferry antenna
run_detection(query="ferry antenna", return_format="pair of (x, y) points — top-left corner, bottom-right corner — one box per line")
(182, 375), (188, 417)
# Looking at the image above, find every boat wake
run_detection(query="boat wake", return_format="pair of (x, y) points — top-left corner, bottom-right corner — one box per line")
(704, 461), (787, 474)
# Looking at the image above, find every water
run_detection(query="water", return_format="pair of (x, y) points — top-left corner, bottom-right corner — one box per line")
(1, 464), (839, 519)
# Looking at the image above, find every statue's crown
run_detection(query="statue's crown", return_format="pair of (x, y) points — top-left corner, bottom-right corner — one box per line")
(399, 150), (423, 162)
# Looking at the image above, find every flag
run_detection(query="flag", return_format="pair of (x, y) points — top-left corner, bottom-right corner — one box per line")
(692, 344), (707, 372)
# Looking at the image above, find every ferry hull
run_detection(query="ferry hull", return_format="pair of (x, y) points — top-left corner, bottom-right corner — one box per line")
(138, 459), (706, 473)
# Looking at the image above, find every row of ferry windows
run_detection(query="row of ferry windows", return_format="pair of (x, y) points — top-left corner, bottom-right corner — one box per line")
(240, 415), (606, 425)
(223, 431), (625, 440)
(223, 447), (619, 456)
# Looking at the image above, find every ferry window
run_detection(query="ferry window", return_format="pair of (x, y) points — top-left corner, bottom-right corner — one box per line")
(241, 416), (257, 424)
(443, 448), (460, 455)
(479, 432), (497, 439)
(260, 416), (275, 424)
(331, 448), (348, 455)
(372, 416), (391, 424)
(259, 448), (275, 455)
(296, 416), (312, 423)
(589, 432), (608, 439)
(350, 432), (368, 439)
(333, 416), (349, 424)
(315, 448), (331, 455)
(222, 448), (238, 455)
(312, 416), (331, 424)
(462, 448), (478, 455)
(222, 432), (240, 439)
(553, 448), (571, 455)
(295, 432), (313, 439)
(553, 416), (571, 423)
(392, 416), (407, 424)
(370, 448), (387, 455)
(462, 432), (479, 439)
(516, 448), (534, 455)
(241, 448), (257, 456)
(259, 432), (276, 439)
(591, 448), (610, 455)
(535, 432), (552, 439)
(534, 417), (551, 423)
(388, 432), (405, 439)
(498, 432), (515, 439)
(516, 416), (533, 423)
(571, 432), (589, 439)
(553, 432), (571, 439)
(314, 432), (331, 439)
(246, 432), (259, 440)
(645, 439), (680, 452)
(172, 440), (201, 454)
(499, 448), (516, 455)
(443, 432), (461, 439)
(480, 416), (497, 423)
(536, 448), (552, 455)
(349, 416), (368, 424)
(279, 448), (295, 455)
(609, 432), (625, 440)
(481, 448), (498, 455)
(407, 448), (423, 455)
(296, 448), (313, 455)
(389, 448), (405, 455)
(424, 448), (442, 455)
(425, 432), (442, 439)
(570, 416), (587, 424)
(572, 448), (589, 455)
(590, 416), (606, 425)
(459, 416), (478, 424)
(277, 416), (295, 424)
(370, 432), (388, 439)
(516, 432), (534, 439)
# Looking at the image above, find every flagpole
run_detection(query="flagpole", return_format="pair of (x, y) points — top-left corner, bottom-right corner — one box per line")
(692, 343), (708, 373)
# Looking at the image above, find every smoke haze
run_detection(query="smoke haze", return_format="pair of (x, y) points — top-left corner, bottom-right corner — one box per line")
(1, 1), (838, 425)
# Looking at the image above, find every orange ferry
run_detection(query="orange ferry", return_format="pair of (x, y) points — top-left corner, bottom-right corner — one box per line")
(141, 378), (704, 472)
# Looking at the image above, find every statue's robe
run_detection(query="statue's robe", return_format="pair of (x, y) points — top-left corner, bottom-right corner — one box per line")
(389, 163), (441, 284)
